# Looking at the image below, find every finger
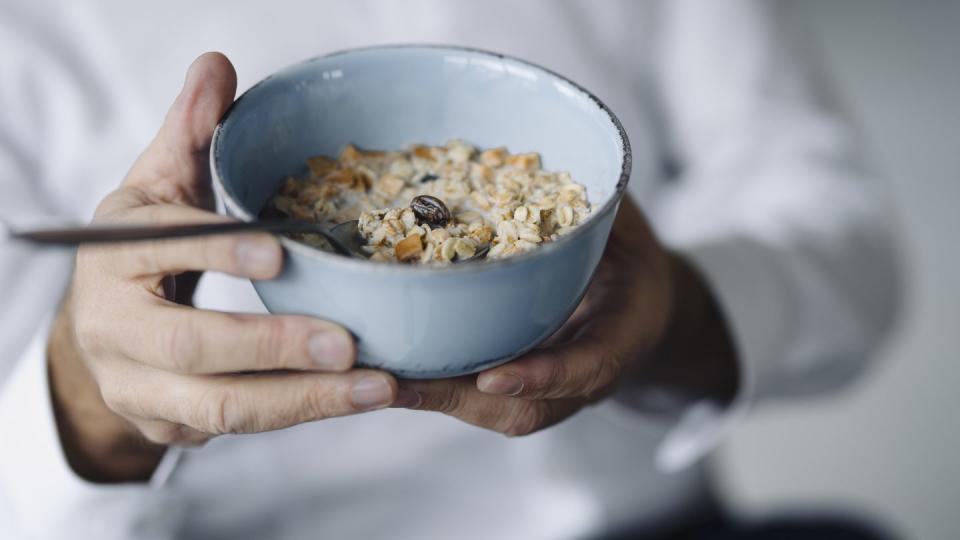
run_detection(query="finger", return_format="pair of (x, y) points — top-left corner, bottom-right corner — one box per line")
(540, 294), (592, 348)
(477, 275), (659, 401)
(92, 203), (281, 279)
(476, 335), (626, 401)
(123, 52), (237, 207)
(113, 304), (355, 374)
(101, 361), (398, 435)
(399, 378), (581, 437)
(136, 419), (212, 447)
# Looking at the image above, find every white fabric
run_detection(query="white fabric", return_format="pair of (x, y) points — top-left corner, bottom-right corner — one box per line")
(0, 1), (900, 539)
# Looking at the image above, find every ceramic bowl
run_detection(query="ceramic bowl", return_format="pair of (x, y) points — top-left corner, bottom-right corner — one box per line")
(210, 45), (631, 378)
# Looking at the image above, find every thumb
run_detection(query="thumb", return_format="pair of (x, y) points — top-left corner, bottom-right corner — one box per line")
(123, 52), (238, 208)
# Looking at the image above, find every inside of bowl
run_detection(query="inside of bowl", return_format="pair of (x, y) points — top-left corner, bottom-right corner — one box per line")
(214, 46), (628, 219)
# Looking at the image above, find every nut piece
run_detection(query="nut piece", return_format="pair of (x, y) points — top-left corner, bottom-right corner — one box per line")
(411, 145), (435, 161)
(324, 169), (356, 186)
(377, 174), (405, 196)
(469, 162), (493, 185)
(339, 144), (364, 166)
(324, 168), (371, 191)
(353, 168), (374, 191)
(395, 234), (424, 262)
(306, 156), (337, 178)
(410, 195), (452, 228)
(480, 147), (507, 167)
(505, 152), (541, 172)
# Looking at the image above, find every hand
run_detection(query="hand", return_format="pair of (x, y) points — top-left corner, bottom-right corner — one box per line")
(48, 53), (399, 483)
(394, 197), (739, 436)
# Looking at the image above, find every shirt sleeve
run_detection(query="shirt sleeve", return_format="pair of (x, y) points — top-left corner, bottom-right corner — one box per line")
(633, 0), (903, 471)
(0, 5), (185, 538)
(0, 318), (185, 540)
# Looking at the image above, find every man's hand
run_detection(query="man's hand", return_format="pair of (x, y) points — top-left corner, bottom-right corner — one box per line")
(394, 197), (739, 436)
(48, 53), (398, 483)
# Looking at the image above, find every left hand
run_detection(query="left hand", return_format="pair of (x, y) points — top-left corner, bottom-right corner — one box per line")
(392, 196), (739, 436)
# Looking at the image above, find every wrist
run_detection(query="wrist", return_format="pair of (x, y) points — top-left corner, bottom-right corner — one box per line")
(633, 251), (740, 407)
(48, 296), (165, 483)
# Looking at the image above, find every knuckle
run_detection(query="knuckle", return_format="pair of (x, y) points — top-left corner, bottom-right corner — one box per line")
(472, 401), (507, 430)
(432, 385), (464, 415)
(201, 388), (243, 434)
(167, 321), (200, 372)
(254, 317), (288, 369)
(524, 351), (564, 397)
(502, 403), (546, 438)
(583, 345), (623, 397)
(304, 379), (337, 420)
(543, 351), (566, 390)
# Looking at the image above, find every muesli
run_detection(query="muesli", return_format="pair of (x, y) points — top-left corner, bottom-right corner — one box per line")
(265, 140), (591, 265)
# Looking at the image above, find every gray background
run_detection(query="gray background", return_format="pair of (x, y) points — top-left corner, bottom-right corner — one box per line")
(713, 2), (960, 539)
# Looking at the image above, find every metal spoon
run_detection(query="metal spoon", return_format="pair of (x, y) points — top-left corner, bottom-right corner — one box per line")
(4, 219), (363, 258)
(4, 219), (490, 263)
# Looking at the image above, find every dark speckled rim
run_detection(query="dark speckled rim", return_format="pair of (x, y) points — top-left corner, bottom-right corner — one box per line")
(210, 44), (631, 275)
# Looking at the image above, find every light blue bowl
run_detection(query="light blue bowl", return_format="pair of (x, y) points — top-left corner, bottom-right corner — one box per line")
(210, 45), (631, 378)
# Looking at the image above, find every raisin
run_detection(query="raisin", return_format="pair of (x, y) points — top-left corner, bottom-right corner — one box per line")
(419, 173), (439, 183)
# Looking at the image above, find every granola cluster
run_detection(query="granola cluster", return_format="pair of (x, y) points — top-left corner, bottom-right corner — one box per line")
(266, 140), (591, 265)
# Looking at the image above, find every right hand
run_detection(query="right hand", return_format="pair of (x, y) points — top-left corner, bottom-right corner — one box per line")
(48, 52), (400, 482)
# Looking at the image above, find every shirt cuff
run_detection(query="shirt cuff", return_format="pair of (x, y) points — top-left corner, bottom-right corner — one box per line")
(622, 236), (793, 472)
(0, 316), (184, 540)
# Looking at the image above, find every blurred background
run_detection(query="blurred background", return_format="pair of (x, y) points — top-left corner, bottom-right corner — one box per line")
(712, 1), (960, 539)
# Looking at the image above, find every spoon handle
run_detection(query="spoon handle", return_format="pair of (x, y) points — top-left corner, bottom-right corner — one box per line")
(6, 220), (332, 246)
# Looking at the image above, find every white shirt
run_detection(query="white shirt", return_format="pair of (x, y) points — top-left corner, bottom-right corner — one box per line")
(0, 1), (901, 539)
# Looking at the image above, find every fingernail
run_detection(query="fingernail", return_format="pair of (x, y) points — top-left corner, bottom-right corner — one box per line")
(350, 376), (393, 411)
(478, 374), (524, 396)
(391, 388), (421, 409)
(235, 239), (279, 276)
(307, 331), (352, 370)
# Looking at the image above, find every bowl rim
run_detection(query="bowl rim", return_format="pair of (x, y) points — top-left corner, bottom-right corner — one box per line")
(210, 43), (632, 276)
